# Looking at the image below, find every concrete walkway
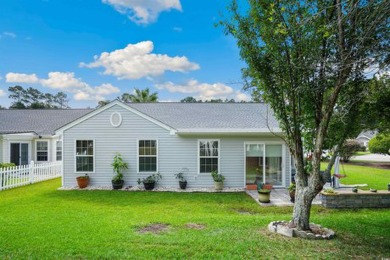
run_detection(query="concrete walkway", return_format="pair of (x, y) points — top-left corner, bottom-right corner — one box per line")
(350, 153), (390, 162)
(246, 189), (322, 206)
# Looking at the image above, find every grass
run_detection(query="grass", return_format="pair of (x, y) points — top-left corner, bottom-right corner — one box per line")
(322, 162), (390, 190)
(353, 151), (371, 156)
(0, 179), (389, 259)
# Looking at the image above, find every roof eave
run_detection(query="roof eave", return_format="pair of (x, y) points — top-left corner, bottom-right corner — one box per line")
(176, 128), (283, 136)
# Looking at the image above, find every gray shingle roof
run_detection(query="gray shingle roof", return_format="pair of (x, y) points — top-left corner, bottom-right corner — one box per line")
(0, 109), (93, 135)
(126, 103), (279, 131)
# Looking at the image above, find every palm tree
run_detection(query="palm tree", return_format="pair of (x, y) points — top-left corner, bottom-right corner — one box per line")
(121, 88), (158, 103)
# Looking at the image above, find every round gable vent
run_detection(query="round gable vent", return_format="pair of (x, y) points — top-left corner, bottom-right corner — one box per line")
(110, 112), (122, 127)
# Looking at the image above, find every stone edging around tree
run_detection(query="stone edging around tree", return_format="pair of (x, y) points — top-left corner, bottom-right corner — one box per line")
(268, 221), (335, 240)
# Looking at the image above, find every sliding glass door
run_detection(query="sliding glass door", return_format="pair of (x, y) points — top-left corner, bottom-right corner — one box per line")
(245, 143), (283, 187)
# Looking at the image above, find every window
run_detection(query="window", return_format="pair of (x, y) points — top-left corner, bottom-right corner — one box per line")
(56, 141), (62, 161)
(36, 141), (48, 162)
(76, 140), (94, 172)
(138, 140), (157, 172)
(199, 140), (219, 173)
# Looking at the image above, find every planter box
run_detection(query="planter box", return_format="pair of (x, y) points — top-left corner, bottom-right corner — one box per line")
(246, 184), (258, 190)
(321, 190), (390, 208)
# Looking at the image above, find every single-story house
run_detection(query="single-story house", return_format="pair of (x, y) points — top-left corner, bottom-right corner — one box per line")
(356, 130), (377, 148)
(55, 100), (293, 189)
(0, 109), (92, 166)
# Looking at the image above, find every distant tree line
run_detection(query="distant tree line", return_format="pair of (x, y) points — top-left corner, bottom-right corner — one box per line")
(8, 86), (69, 109)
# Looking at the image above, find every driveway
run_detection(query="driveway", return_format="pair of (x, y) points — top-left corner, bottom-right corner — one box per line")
(350, 153), (390, 162)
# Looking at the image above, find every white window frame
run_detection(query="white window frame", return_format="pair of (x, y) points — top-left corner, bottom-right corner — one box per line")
(137, 139), (158, 174)
(198, 139), (220, 174)
(36, 140), (49, 162)
(75, 139), (95, 173)
(56, 141), (62, 161)
(243, 141), (286, 188)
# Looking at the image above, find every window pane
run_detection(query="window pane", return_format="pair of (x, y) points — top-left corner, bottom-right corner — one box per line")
(76, 157), (93, 172)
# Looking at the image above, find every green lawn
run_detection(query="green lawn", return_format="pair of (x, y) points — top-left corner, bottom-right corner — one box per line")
(0, 179), (389, 259)
(322, 163), (390, 190)
(353, 151), (371, 156)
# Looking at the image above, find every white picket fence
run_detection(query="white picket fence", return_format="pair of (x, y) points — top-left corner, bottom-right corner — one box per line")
(0, 161), (62, 191)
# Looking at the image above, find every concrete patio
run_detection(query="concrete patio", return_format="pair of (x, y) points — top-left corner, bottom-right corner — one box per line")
(246, 189), (322, 206)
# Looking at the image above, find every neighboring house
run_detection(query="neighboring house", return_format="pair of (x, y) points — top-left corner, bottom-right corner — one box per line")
(55, 100), (293, 189)
(356, 130), (377, 148)
(0, 109), (92, 166)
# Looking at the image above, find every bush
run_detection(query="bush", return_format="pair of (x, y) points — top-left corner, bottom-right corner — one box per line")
(339, 139), (363, 162)
(0, 163), (16, 168)
(369, 133), (390, 155)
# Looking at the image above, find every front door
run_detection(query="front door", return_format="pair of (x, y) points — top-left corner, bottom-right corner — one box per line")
(245, 143), (284, 188)
(10, 143), (29, 166)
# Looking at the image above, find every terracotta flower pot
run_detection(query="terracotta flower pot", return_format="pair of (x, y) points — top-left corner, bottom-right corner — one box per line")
(76, 176), (89, 188)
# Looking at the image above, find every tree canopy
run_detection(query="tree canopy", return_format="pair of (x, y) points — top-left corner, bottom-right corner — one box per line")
(121, 88), (158, 103)
(223, 0), (390, 230)
(8, 86), (69, 109)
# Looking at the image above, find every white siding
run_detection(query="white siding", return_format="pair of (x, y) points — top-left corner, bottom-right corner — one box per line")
(0, 136), (3, 162)
(62, 104), (289, 188)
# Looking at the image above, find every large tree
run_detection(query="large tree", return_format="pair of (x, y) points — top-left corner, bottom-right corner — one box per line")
(121, 88), (158, 103)
(223, 0), (389, 230)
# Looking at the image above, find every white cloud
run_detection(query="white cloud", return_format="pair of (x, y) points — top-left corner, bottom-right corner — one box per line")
(156, 80), (251, 101)
(3, 32), (16, 38)
(40, 72), (87, 90)
(103, 0), (182, 25)
(0, 89), (5, 97)
(6, 73), (39, 83)
(80, 41), (199, 80)
(5, 71), (120, 101)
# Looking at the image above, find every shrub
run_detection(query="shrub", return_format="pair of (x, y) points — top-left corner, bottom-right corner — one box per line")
(369, 133), (390, 155)
(339, 139), (364, 162)
(0, 163), (16, 168)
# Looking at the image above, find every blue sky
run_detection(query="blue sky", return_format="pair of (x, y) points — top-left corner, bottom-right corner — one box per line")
(0, 0), (248, 108)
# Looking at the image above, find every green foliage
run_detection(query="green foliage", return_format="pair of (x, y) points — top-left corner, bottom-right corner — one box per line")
(137, 173), (162, 184)
(339, 139), (365, 162)
(1, 179), (389, 259)
(8, 86), (69, 109)
(211, 170), (225, 182)
(174, 172), (186, 182)
(258, 189), (271, 193)
(121, 88), (158, 103)
(111, 153), (128, 182)
(0, 163), (16, 168)
(323, 188), (336, 194)
(369, 133), (390, 155)
(287, 183), (296, 192)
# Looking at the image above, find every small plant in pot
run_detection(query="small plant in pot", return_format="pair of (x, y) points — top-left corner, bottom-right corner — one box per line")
(76, 174), (89, 189)
(288, 182), (296, 203)
(137, 173), (162, 190)
(174, 172), (187, 190)
(211, 170), (225, 190)
(258, 189), (271, 203)
(111, 153), (128, 190)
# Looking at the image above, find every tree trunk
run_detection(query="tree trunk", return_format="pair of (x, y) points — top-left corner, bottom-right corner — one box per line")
(291, 186), (315, 230)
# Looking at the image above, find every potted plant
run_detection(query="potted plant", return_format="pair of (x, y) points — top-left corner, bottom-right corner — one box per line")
(76, 174), (89, 188)
(137, 173), (162, 190)
(288, 182), (296, 203)
(111, 153), (128, 190)
(174, 172), (187, 190)
(211, 170), (225, 190)
(258, 189), (271, 203)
